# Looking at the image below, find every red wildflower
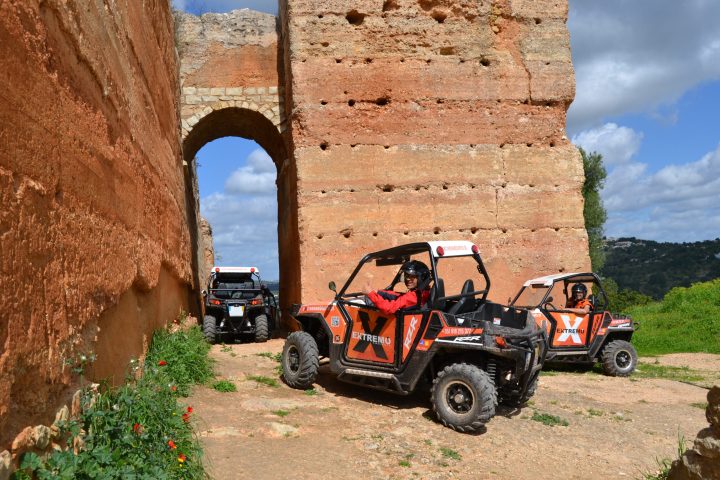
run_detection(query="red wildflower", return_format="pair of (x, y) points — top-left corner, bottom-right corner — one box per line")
(158, 360), (167, 366)
(182, 413), (190, 423)
(171, 386), (177, 392)
(168, 440), (176, 450)
(133, 423), (142, 434)
(178, 453), (186, 463)
(186, 406), (193, 413)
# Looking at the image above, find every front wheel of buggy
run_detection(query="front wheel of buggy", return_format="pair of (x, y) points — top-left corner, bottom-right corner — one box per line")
(431, 363), (497, 433)
(281, 332), (319, 389)
(601, 340), (638, 377)
(254, 314), (269, 343)
(202, 315), (217, 344)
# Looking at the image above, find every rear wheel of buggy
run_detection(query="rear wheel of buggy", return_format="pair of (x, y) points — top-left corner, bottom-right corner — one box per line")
(202, 315), (217, 344)
(601, 340), (638, 377)
(254, 314), (269, 343)
(281, 332), (319, 389)
(431, 363), (497, 432)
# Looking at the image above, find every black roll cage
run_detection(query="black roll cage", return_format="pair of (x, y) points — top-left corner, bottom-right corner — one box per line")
(336, 242), (492, 304)
(510, 272), (609, 311)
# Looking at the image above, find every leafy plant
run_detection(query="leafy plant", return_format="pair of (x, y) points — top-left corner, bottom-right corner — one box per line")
(272, 410), (290, 417)
(531, 411), (569, 427)
(439, 447), (461, 460)
(212, 380), (237, 392)
(14, 325), (212, 479)
(247, 375), (279, 387)
(579, 148), (607, 271)
(304, 388), (318, 396)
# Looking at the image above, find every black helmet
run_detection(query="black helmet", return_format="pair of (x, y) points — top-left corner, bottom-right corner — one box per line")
(571, 283), (587, 298)
(401, 260), (431, 289)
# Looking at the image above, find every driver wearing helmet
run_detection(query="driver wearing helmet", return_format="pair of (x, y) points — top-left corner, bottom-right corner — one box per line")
(565, 283), (592, 315)
(363, 260), (431, 315)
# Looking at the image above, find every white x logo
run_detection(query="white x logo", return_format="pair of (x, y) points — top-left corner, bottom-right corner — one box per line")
(557, 315), (583, 344)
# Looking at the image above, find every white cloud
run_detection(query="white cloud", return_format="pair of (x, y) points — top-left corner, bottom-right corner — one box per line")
(572, 123), (643, 166)
(224, 148), (276, 195)
(568, 1), (720, 132)
(602, 143), (720, 242)
(200, 146), (279, 278)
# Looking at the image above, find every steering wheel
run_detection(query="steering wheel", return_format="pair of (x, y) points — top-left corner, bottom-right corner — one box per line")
(543, 301), (557, 311)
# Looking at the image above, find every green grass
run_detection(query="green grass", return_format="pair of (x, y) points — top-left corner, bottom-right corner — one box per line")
(531, 411), (569, 427)
(690, 402), (708, 409)
(256, 352), (282, 362)
(629, 279), (720, 356)
(212, 380), (237, 392)
(439, 447), (461, 461)
(15, 325), (212, 480)
(272, 410), (290, 417)
(304, 388), (318, 396)
(247, 375), (279, 387)
(642, 436), (687, 480)
(633, 363), (706, 383)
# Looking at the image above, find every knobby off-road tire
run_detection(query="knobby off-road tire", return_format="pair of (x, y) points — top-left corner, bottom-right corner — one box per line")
(254, 314), (269, 343)
(282, 331), (319, 389)
(202, 315), (217, 344)
(601, 340), (638, 377)
(431, 363), (497, 433)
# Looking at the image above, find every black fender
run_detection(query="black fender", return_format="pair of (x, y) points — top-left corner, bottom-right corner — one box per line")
(293, 313), (332, 357)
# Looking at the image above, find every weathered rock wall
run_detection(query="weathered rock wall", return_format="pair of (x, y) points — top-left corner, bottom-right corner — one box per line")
(669, 386), (720, 480)
(282, 0), (589, 303)
(0, 0), (190, 447)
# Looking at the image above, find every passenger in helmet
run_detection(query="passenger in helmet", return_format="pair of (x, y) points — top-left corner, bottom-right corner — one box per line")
(363, 260), (432, 315)
(565, 283), (592, 315)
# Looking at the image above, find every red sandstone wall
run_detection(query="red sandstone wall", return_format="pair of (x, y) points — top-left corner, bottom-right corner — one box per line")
(283, 0), (589, 304)
(0, 0), (190, 446)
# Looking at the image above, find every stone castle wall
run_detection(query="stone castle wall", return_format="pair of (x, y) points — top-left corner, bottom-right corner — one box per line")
(283, 0), (589, 303)
(0, 0), (191, 448)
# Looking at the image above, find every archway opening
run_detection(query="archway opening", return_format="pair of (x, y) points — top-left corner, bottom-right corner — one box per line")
(183, 107), (298, 325)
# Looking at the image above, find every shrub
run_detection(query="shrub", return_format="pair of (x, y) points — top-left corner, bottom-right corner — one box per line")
(14, 326), (212, 480)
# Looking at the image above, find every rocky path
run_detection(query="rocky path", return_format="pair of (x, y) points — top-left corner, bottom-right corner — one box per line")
(188, 340), (716, 480)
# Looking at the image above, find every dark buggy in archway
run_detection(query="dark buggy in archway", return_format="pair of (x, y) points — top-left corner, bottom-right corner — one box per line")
(281, 241), (547, 432)
(202, 266), (279, 344)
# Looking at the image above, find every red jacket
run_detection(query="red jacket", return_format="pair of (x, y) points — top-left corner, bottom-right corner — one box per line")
(367, 289), (430, 315)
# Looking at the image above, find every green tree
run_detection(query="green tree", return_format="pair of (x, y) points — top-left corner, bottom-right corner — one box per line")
(579, 148), (608, 271)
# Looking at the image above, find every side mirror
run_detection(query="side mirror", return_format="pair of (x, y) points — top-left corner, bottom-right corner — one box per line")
(328, 281), (337, 293)
(201, 290), (207, 297)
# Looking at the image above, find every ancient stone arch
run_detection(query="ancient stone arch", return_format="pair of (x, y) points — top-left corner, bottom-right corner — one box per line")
(175, 10), (300, 313)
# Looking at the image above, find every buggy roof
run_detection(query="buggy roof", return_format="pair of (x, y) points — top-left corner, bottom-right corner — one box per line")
(369, 240), (479, 259)
(522, 272), (597, 287)
(212, 266), (259, 274)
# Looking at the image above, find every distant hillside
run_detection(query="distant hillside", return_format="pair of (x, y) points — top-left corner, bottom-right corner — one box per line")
(601, 237), (720, 299)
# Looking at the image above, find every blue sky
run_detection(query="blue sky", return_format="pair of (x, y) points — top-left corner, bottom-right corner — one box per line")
(176, 0), (720, 278)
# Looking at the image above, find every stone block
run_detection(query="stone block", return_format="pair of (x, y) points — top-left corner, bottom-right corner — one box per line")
(0, 450), (11, 480)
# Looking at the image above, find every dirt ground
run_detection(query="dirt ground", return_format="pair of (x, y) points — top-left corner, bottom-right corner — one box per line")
(188, 340), (717, 480)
